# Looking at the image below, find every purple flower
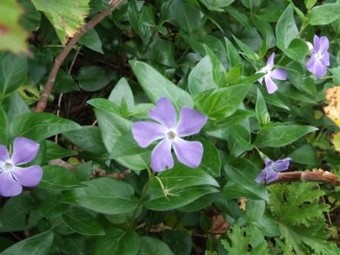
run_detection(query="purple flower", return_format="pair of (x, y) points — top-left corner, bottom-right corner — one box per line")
(255, 157), (291, 184)
(0, 137), (43, 197)
(306, 35), (330, 79)
(257, 53), (287, 94)
(132, 97), (207, 172)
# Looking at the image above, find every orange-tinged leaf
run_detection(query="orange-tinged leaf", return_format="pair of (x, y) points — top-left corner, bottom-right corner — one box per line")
(324, 86), (340, 126)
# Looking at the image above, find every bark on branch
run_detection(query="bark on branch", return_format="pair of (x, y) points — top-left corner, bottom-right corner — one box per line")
(34, 0), (123, 112)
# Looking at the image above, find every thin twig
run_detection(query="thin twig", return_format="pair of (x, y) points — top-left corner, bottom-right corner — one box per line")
(34, 0), (123, 112)
(270, 169), (340, 186)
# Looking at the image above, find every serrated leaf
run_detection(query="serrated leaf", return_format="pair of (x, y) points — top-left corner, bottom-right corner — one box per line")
(62, 178), (138, 215)
(31, 0), (90, 44)
(0, 0), (28, 53)
(255, 123), (318, 147)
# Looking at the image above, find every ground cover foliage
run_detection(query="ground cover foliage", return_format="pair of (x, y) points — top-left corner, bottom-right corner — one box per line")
(2, 0), (340, 254)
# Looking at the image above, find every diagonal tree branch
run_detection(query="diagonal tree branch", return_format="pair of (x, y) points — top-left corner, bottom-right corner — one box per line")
(34, 0), (123, 112)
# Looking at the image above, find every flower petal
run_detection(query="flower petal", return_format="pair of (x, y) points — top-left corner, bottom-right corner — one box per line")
(318, 36), (329, 53)
(0, 145), (9, 162)
(11, 137), (40, 165)
(313, 35), (320, 52)
(255, 170), (266, 183)
(264, 76), (278, 94)
(272, 158), (291, 172)
(173, 138), (203, 168)
(265, 169), (279, 183)
(12, 165), (43, 187)
(132, 121), (166, 148)
(270, 68), (287, 80)
(266, 53), (275, 69)
(306, 56), (327, 79)
(149, 98), (177, 129)
(321, 52), (330, 67)
(176, 108), (207, 137)
(151, 139), (174, 172)
(0, 172), (22, 197)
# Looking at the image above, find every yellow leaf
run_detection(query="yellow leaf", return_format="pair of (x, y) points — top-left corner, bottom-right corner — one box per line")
(324, 86), (340, 127)
(331, 132), (340, 152)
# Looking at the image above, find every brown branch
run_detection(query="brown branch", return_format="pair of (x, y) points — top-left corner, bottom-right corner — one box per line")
(270, 169), (340, 186)
(34, 0), (123, 112)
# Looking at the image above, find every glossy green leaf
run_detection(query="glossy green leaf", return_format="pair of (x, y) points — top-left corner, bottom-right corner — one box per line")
(283, 38), (308, 63)
(255, 123), (318, 147)
(45, 140), (77, 161)
(2, 92), (30, 122)
(255, 89), (270, 126)
(78, 66), (115, 92)
(199, 0), (234, 11)
(108, 78), (135, 111)
(0, 232), (53, 255)
(39, 166), (81, 191)
(0, 0), (28, 53)
(163, 230), (192, 255)
(137, 236), (174, 255)
(0, 107), (8, 144)
(62, 208), (105, 236)
(0, 52), (27, 95)
(18, 0), (41, 32)
(10, 112), (81, 141)
(31, 0), (90, 44)
(54, 69), (79, 93)
(79, 28), (103, 53)
(93, 229), (140, 255)
(275, 4), (298, 50)
(199, 139), (221, 177)
(309, 3), (340, 25)
(145, 166), (219, 211)
(188, 56), (217, 94)
(130, 61), (193, 109)
(194, 84), (251, 120)
(62, 178), (138, 214)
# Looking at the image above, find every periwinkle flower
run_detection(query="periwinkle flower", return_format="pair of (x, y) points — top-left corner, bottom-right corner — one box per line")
(132, 97), (207, 172)
(257, 53), (287, 94)
(306, 35), (330, 79)
(255, 157), (291, 184)
(0, 137), (43, 197)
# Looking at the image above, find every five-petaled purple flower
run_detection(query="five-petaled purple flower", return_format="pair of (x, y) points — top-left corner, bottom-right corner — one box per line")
(132, 97), (207, 172)
(0, 137), (43, 197)
(306, 35), (330, 79)
(257, 53), (287, 94)
(255, 157), (291, 184)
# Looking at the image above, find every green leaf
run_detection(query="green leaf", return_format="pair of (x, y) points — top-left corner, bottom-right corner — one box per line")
(199, 0), (234, 11)
(10, 112), (81, 141)
(163, 230), (192, 255)
(255, 89), (270, 126)
(0, 52), (27, 95)
(62, 178), (139, 214)
(204, 45), (226, 87)
(108, 78), (135, 111)
(188, 56), (218, 94)
(130, 61), (193, 109)
(78, 66), (115, 92)
(289, 144), (320, 166)
(0, 107), (8, 144)
(0, 194), (39, 232)
(45, 140), (77, 161)
(62, 208), (105, 236)
(39, 166), (81, 191)
(275, 4), (298, 50)
(138, 236), (174, 255)
(64, 126), (107, 155)
(255, 123), (318, 147)
(283, 38), (308, 63)
(194, 84), (251, 120)
(78, 28), (103, 54)
(145, 166), (219, 211)
(223, 162), (269, 201)
(93, 229), (140, 255)
(18, 0), (41, 32)
(0, 1), (28, 53)
(31, 0), (90, 44)
(0, 232), (54, 255)
(54, 69), (79, 93)
(309, 3), (340, 25)
(199, 139), (221, 177)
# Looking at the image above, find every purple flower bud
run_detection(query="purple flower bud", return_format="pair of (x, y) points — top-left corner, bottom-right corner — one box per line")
(257, 53), (287, 94)
(306, 35), (330, 79)
(0, 137), (43, 197)
(255, 157), (291, 184)
(132, 98), (207, 172)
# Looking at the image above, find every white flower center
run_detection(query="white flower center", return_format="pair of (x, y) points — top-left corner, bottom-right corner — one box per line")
(167, 130), (177, 140)
(315, 52), (322, 61)
(1, 161), (14, 173)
